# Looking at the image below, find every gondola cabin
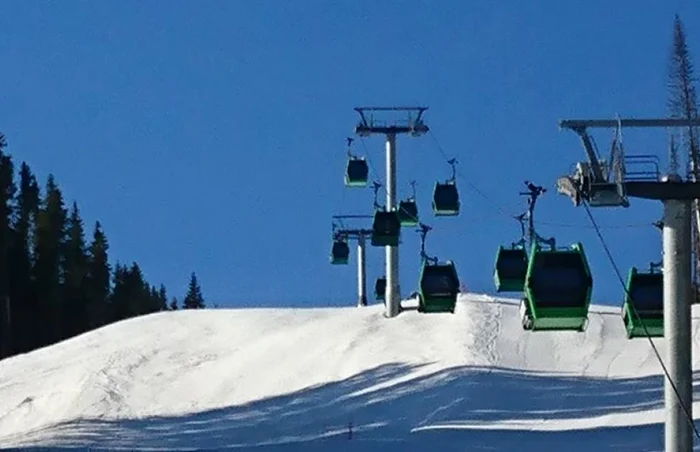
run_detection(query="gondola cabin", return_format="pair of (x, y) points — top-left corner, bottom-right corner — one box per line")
(375, 277), (386, 302)
(522, 242), (593, 331)
(344, 157), (369, 187)
(371, 210), (401, 247)
(417, 260), (460, 313)
(398, 199), (419, 227)
(493, 246), (528, 293)
(621, 267), (663, 338)
(330, 239), (350, 265)
(432, 180), (460, 216)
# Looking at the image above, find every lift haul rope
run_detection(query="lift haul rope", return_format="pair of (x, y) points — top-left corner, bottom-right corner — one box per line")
(581, 199), (700, 440)
(426, 128), (652, 230)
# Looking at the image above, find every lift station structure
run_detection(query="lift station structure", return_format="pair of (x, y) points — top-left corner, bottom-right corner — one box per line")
(556, 117), (700, 452)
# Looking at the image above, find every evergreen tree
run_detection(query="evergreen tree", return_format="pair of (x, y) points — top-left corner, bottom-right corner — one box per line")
(110, 263), (130, 322)
(158, 284), (168, 311)
(668, 14), (699, 169)
(85, 221), (111, 329)
(169, 297), (179, 310)
(0, 135), (16, 358)
(9, 162), (39, 353)
(110, 262), (160, 319)
(63, 202), (89, 338)
(33, 174), (68, 344)
(125, 262), (151, 315)
(667, 14), (700, 297)
(183, 272), (205, 309)
(0, 139), (177, 359)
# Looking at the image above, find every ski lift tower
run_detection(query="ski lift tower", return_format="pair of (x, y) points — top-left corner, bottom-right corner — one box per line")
(354, 106), (429, 318)
(557, 117), (700, 452)
(331, 215), (374, 307)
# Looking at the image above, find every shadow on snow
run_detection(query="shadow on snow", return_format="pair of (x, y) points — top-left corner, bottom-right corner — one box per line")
(9, 363), (700, 451)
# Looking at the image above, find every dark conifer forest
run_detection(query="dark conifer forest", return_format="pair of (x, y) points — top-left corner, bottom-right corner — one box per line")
(0, 132), (205, 361)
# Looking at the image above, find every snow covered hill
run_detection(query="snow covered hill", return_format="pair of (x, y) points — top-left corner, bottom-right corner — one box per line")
(1, 294), (699, 451)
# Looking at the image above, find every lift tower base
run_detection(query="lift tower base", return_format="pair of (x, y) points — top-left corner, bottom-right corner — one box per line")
(558, 117), (700, 452)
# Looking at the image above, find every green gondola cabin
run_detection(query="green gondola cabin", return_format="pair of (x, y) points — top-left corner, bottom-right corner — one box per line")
(417, 260), (460, 313)
(330, 240), (350, 265)
(398, 199), (419, 226)
(522, 242), (593, 331)
(371, 210), (401, 247)
(375, 277), (386, 301)
(621, 267), (663, 338)
(345, 157), (369, 187)
(494, 246), (528, 293)
(432, 180), (460, 216)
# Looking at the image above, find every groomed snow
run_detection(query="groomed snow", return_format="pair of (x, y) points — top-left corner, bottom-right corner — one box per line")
(1, 293), (699, 451)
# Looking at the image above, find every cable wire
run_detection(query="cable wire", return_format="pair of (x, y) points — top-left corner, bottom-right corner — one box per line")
(359, 136), (383, 184)
(581, 200), (700, 440)
(426, 129), (654, 230)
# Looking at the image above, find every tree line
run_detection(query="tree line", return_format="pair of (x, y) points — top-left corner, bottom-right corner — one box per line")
(0, 136), (206, 361)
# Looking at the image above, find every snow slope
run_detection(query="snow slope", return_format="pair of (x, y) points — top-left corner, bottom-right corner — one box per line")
(1, 293), (699, 451)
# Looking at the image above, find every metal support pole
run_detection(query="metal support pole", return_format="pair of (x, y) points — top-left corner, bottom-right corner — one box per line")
(357, 234), (367, 307)
(385, 133), (400, 317)
(663, 198), (694, 452)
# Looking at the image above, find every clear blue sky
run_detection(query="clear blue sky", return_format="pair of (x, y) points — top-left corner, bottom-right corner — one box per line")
(1, 0), (699, 308)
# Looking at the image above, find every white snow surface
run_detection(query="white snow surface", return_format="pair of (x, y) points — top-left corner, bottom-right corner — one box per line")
(1, 293), (700, 451)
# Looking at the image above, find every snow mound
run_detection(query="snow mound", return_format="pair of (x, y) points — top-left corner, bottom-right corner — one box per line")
(0, 293), (698, 451)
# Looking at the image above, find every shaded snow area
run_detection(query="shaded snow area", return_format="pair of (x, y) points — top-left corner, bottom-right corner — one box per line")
(2, 293), (700, 451)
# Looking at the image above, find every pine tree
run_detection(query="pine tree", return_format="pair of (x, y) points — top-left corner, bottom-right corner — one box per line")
(9, 162), (39, 353)
(63, 202), (89, 338)
(110, 262), (129, 322)
(158, 284), (168, 311)
(667, 14), (700, 299)
(85, 221), (111, 329)
(183, 272), (205, 309)
(0, 135), (16, 358)
(125, 262), (151, 316)
(668, 14), (699, 170)
(33, 174), (68, 344)
(169, 297), (179, 310)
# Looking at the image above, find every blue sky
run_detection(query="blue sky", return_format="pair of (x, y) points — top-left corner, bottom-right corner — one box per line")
(1, 0), (699, 308)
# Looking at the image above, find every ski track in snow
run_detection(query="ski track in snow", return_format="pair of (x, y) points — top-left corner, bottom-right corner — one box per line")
(0, 293), (698, 451)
